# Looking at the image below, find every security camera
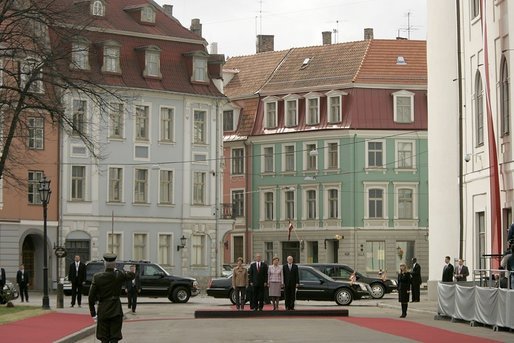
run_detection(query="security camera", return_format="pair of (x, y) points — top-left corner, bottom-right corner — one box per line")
(464, 154), (471, 163)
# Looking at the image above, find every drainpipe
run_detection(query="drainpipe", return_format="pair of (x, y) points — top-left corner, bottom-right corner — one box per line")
(353, 134), (357, 269)
(215, 99), (220, 277)
(456, 0), (464, 259)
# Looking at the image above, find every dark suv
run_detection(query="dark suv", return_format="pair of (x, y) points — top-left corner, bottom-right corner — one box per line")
(82, 260), (200, 303)
(303, 263), (397, 299)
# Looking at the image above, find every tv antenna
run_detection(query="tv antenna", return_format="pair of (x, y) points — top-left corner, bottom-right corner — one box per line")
(398, 10), (420, 40)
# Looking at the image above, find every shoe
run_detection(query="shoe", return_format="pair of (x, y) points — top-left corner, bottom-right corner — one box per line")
(71, 304), (74, 308)
(400, 315), (406, 318)
(78, 305), (81, 308)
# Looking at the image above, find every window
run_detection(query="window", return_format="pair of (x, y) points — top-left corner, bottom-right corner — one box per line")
(500, 58), (510, 136)
(366, 241), (385, 272)
(193, 110), (206, 144)
(72, 99), (87, 136)
(103, 45), (120, 73)
(306, 144), (317, 171)
(223, 110), (234, 132)
(28, 170), (44, 204)
(397, 188), (413, 219)
(108, 233), (121, 258)
(71, 166), (86, 201)
(108, 167), (123, 202)
(264, 101), (277, 128)
(193, 57), (208, 82)
(328, 189), (338, 219)
(232, 190), (244, 217)
(133, 234), (147, 260)
(285, 190), (295, 220)
(193, 172), (206, 205)
(477, 212), (486, 270)
(471, 0), (480, 19)
(159, 170), (173, 204)
(158, 234), (172, 265)
(141, 6), (156, 23)
(327, 142), (338, 169)
(475, 72), (484, 146)
(368, 188), (384, 218)
(91, 0), (105, 16)
(396, 241), (415, 269)
(191, 235), (205, 265)
(20, 59), (43, 93)
(328, 96), (341, 123)
(160, 107), (174, 142)
(263, 146), (274, 173)
(264, 191), (274, 220)
(134, 168), (148, 203)
(135, 105), (149, 141)
(144, 49), (161, 77)
(71, 41), (89, 70)
(109, 103), (124, 138)
(265, 242), (274, 265)
(231, 148), (244, 175)
(306, 189), (317, 219)
(367, 141), (383, 168)
(393, 90), (414, 123)
(233, 236), (244, 263)
(284, 145), (295, 172)
(285, 99), (298, 127)
(28, 117), (44, 149)
(306, 97), (319, 125)
(397, 141), (414, 169)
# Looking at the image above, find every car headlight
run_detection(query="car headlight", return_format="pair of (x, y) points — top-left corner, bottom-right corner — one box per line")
(193, 280), (199, 289)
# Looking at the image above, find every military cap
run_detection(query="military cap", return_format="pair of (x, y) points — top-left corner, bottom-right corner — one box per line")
(103, 253), (117, 262)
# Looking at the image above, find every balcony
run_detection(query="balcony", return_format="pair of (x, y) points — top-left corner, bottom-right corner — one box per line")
(220, 203), (235, 219)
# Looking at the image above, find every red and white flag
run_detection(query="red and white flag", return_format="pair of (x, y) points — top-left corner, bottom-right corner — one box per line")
(287, 221), (294, 241)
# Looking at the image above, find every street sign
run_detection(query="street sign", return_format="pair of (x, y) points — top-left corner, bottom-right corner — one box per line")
(54, 246), (67, 258)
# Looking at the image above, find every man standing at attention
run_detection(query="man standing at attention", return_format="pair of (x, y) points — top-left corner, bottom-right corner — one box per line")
(248, 253), (268, 311)
(16, 264), (30, 302)
(68, 255), (87, 307)
(442, 256), (454, 282)
(410, 258), (421, 302)
(89, 253), (134, 343)
(283, 255), (299, 310)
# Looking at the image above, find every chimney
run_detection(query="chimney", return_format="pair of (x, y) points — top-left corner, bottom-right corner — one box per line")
(364, 28), (374, 40)
(256, 35), (274, 53)
(322, 31), (332, 45)
(190, 18), (202, 37)
(210, 42), (218, 54)
(162, 5), (173, 17)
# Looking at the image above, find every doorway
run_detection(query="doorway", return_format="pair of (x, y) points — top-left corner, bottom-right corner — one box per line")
(282, 241), (300, 263)
(22, 236), (35, 289)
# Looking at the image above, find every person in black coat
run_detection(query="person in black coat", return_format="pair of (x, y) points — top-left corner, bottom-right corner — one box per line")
(0, 267), (6, 292)
(442, 256), (454, 282)
(410, 257), (421, 302)
(16, 264), (30, 302)
(454, 259), (470, 282)
(125, 265), (141, 314)
(397, 263), (411, 318)
(68, 255), (87, 307)
(283, 255), (299, 310)
(248, 253), (268, 311)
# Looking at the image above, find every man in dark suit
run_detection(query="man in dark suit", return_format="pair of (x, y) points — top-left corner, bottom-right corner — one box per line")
(0, 266), (6, 291)
(68, 255), (87, 307)
(248, 253), (268, 311)
(89, 253), (134, 343)
(442, 256), (454, 282)
(454, 258), (469, 282)
(16, 264), (30, 302)
(410, 257), (421, 302)
(283, 255), (299, 310)
(125, 264), (141, 314)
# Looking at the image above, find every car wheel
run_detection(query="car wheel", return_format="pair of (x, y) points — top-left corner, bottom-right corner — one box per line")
(370, 283), (385, 299)
(335, 288), (353, 306)
(172, 286), (190, 303)
(229, 289), (237, 305)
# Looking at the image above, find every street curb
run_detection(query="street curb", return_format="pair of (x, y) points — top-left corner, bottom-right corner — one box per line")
(55, 324), (96, 343)
(377, 301), (439, 315)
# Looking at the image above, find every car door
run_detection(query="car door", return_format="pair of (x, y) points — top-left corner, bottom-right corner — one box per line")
(297, 268), (330, 301)
(140, 264), (169, 296)
(333, 266), (353, 281)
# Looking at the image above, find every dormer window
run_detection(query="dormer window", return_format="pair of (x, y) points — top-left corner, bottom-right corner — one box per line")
(142, 46), (161, 78)
(101, 41), (121, 74)
(141, 6), (156, 23)
(392, 90), (414, 123)
(71, 38), (90, 70)
(193, 57), (208, 82)
(91, 0), (105, 17)
(283, 94), (299, 127)
(304, 92), (321, 125)
(263, 96), (278, 129)
(325, 90), (348, 124)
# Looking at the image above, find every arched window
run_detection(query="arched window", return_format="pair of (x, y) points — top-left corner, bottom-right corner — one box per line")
(500, 57), (510, 136)
(475, 71), (484, 146)
(92, 0), (105, 16)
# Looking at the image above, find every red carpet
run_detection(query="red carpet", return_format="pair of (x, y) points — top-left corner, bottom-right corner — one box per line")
(340, 317), (502, 343)
(0, 312), (94, 342)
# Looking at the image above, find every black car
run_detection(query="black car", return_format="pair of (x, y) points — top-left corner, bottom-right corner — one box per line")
(81, 260), (200, 303)
(304, 263), (397, 299)
(0, 280), (19, 304)
(206, 265), (370, 306)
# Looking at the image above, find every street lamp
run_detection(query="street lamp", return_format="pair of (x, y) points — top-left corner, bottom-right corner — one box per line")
(38, 176), (51, 310)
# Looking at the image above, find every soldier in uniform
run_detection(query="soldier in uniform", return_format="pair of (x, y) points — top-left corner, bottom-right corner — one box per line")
(88, 253), (135, 343)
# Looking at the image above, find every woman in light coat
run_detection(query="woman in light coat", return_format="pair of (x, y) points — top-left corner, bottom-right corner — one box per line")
(268, 256), (284, 310)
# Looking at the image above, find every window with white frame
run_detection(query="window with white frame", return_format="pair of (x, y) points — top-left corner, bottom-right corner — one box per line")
(134, 168), (148, 203)
(477, 212), (486, 269)
(305, 144), (317, 171)
(328, 95), (341, 123)
(396, 141), (414, 169)
(285, 98), (298, 127)
(306, 97), (319, 125)
(367, 141), (384, 168)
(284, 190), (295, 220)
(223, 110), (234, 132)
(135, 105), (149, 141)
(28, 170), (44, 204)
(393, 90), (414, 123)
(328, 189), (339, 219)
(500, 58), (510, 136)
(366, 241), (385, 272)
(193, 171), (206, 205)
(28, 117), (44, 149)
(141, 6), (156, 23)
(109, 103), (124, 139)
(264, 191), (274, 221)
(159, 170), (173, 204)
(71, 166), (86, 201)
(158, 234), (172, 265)
(475, 71), (484, 146)
(133, 233), (147, 260)
(471, 0), (480, 19)
(368, 188), (384, 218)
(91, 0), (105, 16)
(397, 188), (413, 219)
(263, 146), (274, 173)
(233, 235), (244, 262)
(232, 190), (244, 217)
(231, 148), (244, 175)
(284, 145), (295, 172)
(72, 99), (87, 136)
(191, 235), (205, 265)
(193, 110), (206, 144)
(108, 233), (121, 257)
(193, 57), (208, 82)
(306, 189), (317, 220)
(327, 142), (338, 169)
(265, 242), (274, 264)
(264, 101), (277, 128)
(102, 45), (120, 73)
(20, 58), (43, 93)
(71, 40), (89, 70)
(160, 107), (174, 142)
(144, 49), (161, 77)
(108, 167), (123, 202)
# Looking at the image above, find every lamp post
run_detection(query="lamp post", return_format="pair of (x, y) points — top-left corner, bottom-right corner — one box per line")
(38, 176), (52, 310)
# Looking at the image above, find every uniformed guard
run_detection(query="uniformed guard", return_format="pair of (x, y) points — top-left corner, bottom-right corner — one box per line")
(88, 253), (135, 343)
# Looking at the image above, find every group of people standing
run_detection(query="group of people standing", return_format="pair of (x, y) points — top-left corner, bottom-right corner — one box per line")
(231, 254), (299, 311)
(0, 264), (30, 303)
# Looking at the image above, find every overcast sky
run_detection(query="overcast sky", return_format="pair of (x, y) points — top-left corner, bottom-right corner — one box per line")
(155, 0), (427, 58)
